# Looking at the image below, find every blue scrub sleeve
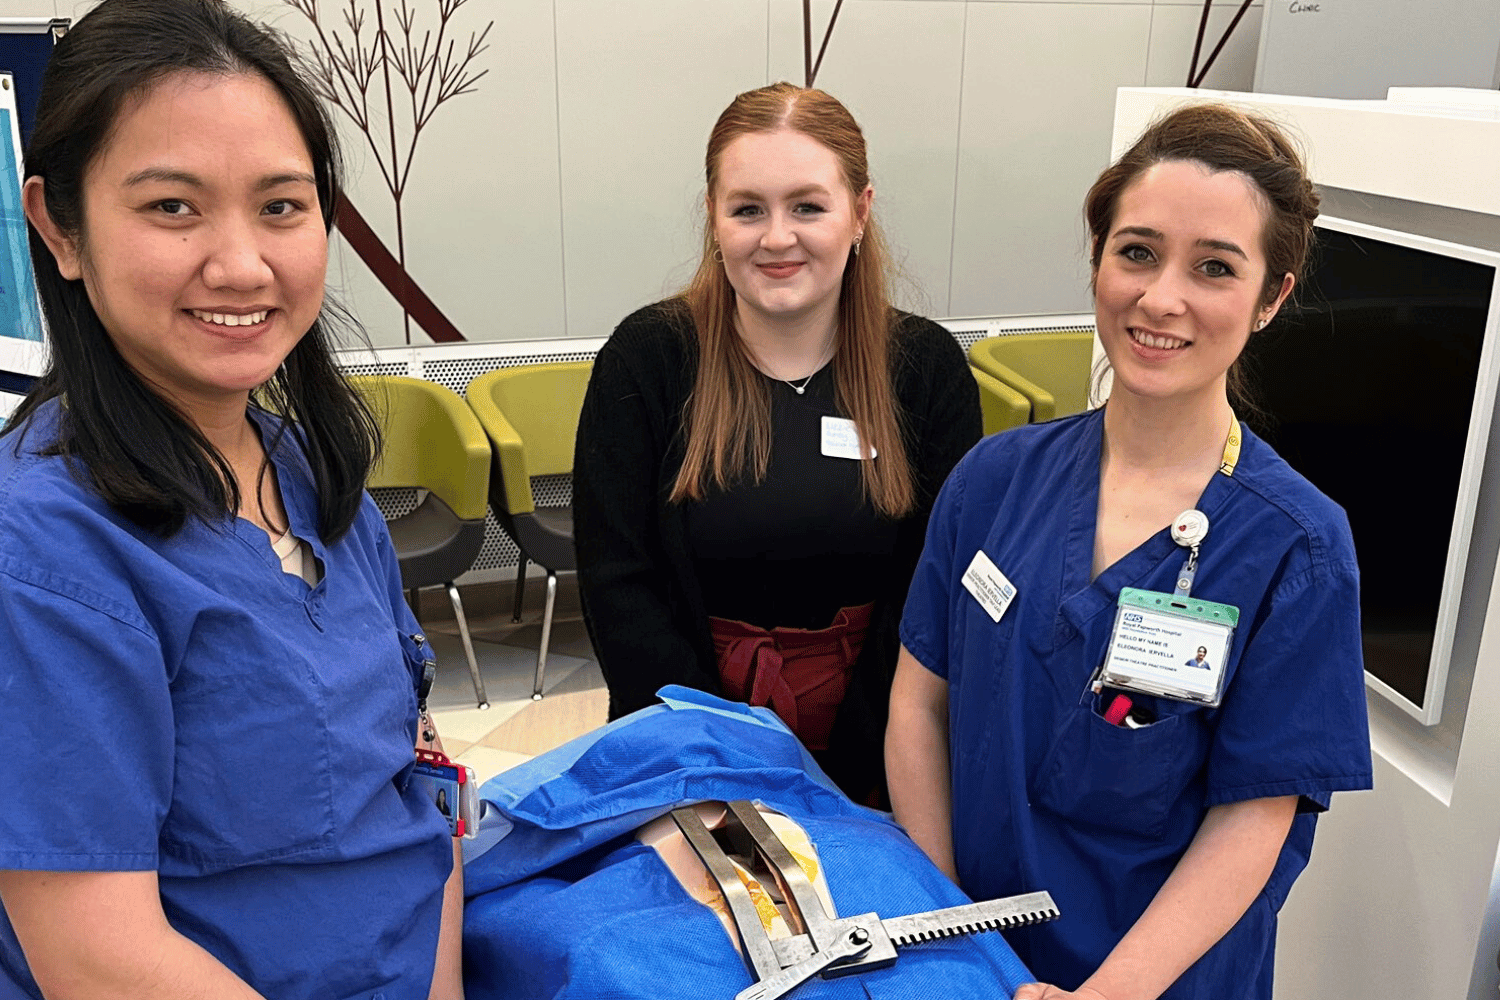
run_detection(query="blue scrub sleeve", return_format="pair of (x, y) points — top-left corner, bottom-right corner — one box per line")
(899, 458), (970, 680)
(1205, 558), (1373, 809)
(0, 573), (171, 870)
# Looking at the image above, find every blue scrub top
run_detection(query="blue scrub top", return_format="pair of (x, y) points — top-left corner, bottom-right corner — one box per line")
(900, 409), (1373, 999)
(0, 402), (453, 1000)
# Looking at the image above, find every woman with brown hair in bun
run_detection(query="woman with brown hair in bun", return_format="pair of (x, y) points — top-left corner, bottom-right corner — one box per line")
(890, 104), (1373, 998)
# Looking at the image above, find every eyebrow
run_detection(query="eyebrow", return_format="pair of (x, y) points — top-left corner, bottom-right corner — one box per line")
(1112, 225), (1249, 261)
(722, 184), (832, 203)
(123, 168), (318, 191)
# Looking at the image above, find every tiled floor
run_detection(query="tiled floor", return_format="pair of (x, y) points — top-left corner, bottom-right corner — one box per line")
(418, 573), (609, 786)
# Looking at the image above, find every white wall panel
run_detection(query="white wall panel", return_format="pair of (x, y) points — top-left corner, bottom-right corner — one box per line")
(399, 0), (563, 344)
(554, 0), (766, 342)
(767, 0), (966, 315)
(243, 0), (565, 346)
(949, 2), (1151, 318)
(1145, 1), (1263, 92)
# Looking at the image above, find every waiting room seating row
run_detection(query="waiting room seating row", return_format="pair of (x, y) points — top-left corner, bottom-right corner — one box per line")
(351, 363), (593, 709)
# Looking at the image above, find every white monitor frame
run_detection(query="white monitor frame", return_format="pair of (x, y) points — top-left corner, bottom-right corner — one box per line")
(1314, 214), (1500, 725)
(0, 70), (45, 379)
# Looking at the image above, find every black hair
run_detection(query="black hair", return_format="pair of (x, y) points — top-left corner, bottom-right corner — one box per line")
(5, 0), (378, 540)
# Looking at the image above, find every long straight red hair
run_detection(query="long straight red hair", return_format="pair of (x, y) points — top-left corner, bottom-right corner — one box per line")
(669, 82), (915, 518)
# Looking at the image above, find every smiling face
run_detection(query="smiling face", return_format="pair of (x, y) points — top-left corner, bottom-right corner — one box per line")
(710, 128), (870, 332)
(31, 70), (326, 423)
(1093, 159), (1292, 407)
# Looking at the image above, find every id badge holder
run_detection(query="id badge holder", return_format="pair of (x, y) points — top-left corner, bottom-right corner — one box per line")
(1098, 587), (1239, 707)
(413, 747), (479, 839)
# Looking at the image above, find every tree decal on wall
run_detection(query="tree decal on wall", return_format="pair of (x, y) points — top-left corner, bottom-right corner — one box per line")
(802, 0), (844, 88)
(286, 0), (492, 343)
(1186, 0), (1255, 88)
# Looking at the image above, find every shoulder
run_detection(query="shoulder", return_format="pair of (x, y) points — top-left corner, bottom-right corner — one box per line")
(890, 312), (967, 373)
(0, 412), (156, 631)
(590, 300), (696, 398)
(962, 408), (1099, 481)
(929, 410), (1098, 528)
(1230, 425), (1359, 584)
(888, 312), (975, 423)
(600, 299), (696, 365)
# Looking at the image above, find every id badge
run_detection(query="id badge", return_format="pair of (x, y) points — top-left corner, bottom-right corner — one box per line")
(412, 748), (479, 839)
(1099, 587), (1238, 707)
(820, 416), (876, 460)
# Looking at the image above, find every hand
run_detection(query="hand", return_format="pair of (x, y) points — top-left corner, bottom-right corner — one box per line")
(1013, 985), (1112, 1000)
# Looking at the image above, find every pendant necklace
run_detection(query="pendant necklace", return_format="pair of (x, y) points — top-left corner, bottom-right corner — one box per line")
(785, 371), (817, 395)
(781, 344), (833, 395)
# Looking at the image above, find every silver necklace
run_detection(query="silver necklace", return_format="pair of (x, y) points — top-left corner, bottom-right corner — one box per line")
(780, 347), (833, 395)
(784, 370), (817, 395)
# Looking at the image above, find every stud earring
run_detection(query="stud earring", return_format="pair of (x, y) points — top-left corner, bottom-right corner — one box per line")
(1255, 318), (1267, 331)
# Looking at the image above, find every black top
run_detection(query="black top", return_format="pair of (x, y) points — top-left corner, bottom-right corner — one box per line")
(573, 299), (982, 800)
(686, 364), (897, 629)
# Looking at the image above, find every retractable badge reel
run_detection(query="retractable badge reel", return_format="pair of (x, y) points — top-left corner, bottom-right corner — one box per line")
(411, 635), (479, 839)
(1171, 509), (1210, 598)
(1097, 509), (1239, 709)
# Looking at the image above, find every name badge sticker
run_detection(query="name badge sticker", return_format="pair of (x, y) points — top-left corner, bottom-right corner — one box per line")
(820, 416), (876, 461)
(1099, 588), (1239, 707)
(961, 550), (1017, 623)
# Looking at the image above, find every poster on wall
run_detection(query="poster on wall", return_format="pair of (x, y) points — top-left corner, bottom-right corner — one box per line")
(1, 92), (42, 349)
(0, 15), (58, 390)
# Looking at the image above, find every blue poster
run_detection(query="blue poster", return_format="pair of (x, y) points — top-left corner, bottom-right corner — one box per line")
(0, 106), (42, 344)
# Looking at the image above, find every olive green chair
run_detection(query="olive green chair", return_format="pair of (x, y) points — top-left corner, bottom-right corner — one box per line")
(466, 361), (593, 700)
(968, 330), (1095, 422)
(972, 366), (1030, 437)
(352, 375), (492, 709)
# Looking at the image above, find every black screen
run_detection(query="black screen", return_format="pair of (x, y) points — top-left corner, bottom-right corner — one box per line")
(1248, 226), (1495, 710)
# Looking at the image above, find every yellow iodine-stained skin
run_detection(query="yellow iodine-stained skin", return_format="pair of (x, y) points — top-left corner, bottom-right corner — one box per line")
(637, 805), (837, 953)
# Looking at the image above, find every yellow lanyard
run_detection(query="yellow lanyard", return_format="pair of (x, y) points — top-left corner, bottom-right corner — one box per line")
(1219, 410), (1241, 478)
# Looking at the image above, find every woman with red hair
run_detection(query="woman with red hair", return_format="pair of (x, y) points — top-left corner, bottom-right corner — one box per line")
(574, 82), (980, 804)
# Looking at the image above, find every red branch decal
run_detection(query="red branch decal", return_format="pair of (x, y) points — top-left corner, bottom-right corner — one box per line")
(335, 194), (466, 343)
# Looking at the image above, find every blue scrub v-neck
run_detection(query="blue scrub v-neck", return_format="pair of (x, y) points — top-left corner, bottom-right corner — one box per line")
(1056, 412), (1239, 648)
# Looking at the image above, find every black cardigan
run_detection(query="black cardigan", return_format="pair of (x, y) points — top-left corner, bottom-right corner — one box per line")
(573, 299), (981, 800)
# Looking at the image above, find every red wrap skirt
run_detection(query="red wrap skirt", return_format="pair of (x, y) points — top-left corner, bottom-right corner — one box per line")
(709, 602), (873, 751)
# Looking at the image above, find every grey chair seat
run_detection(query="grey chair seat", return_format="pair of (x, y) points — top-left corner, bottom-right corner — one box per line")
(511, 506), (574, 572)
(386, 493), (488, 587)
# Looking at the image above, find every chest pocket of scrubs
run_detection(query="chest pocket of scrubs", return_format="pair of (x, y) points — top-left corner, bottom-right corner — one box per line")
(1030, 697), (1211, 842)
(163, 636), (339, 873)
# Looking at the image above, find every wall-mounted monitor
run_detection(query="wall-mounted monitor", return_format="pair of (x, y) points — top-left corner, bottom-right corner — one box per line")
(1248, 215), (1500, 725)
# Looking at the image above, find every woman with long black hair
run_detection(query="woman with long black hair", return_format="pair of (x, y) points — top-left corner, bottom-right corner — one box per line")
(0, 1), (461, 996)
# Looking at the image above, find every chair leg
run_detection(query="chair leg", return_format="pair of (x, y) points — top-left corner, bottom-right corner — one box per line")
(532, 569), (557, 701)
(407, 587), (421, 621)
(511, 555), (528, 623)
(446, 581), (490, 710)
